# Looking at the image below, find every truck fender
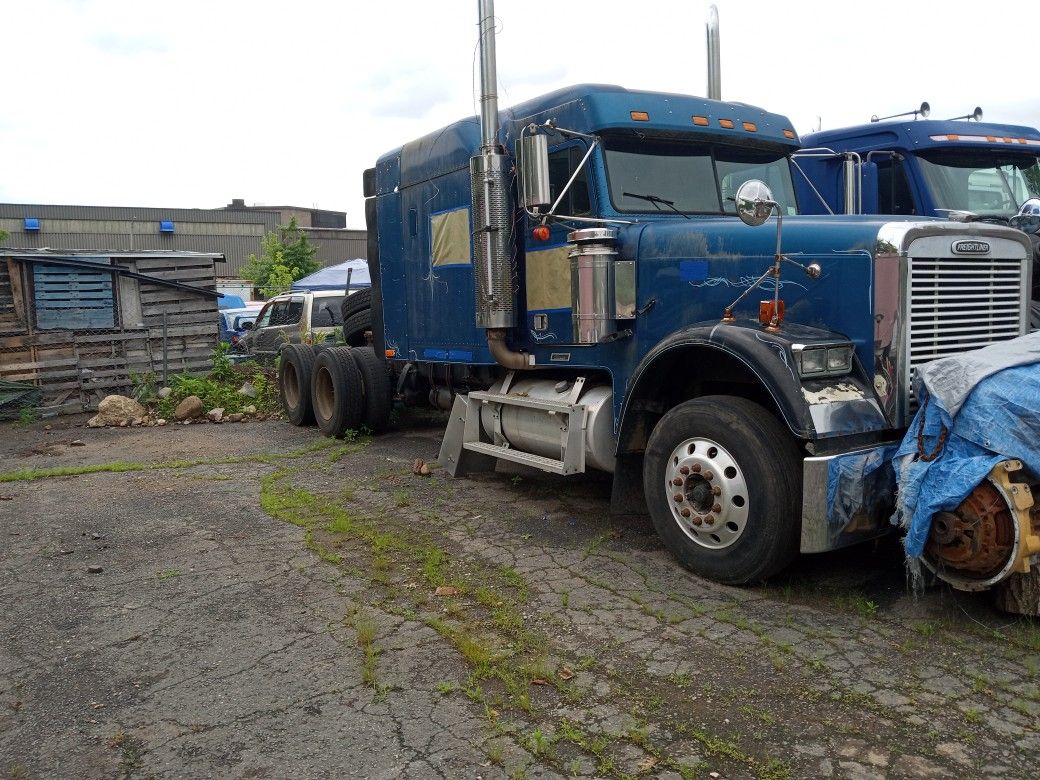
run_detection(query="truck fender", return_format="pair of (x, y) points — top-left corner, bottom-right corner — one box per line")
(616, 322), (886, 456)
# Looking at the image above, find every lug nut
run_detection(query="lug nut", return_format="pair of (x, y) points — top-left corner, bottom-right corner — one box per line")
(712, 486), (721, 496)
(679, 466), (690, 475)
(692, 516), (703, 526)
(705, 514), (716, 525)
(673, 494), (684, 503)
(680, 508), (691, 518)
(691, 464), (701, 473)
(712, 503), (722, 513)
(703, 470), (714, 481)
(672, 477), (684, 487)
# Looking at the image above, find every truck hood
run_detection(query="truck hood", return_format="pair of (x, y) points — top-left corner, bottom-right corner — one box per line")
(614, 214), (927, 261)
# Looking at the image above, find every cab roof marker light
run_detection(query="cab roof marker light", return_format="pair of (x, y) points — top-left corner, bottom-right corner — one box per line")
(783, 129), (796, 139)
(742, 121), (757, 132)
(630, 111), (649, 121)
(928, 134), (1040, 147)
(692, 115), (709, 126)
(719, 118), (734, 129)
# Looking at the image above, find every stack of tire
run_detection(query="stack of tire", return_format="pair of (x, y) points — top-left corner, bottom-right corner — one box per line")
(277, 291), (391, 437)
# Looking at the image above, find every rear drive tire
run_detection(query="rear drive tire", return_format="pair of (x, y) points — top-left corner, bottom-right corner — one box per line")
(311, 346), (364, 437)
(350, 346), (392, 433)
(341, 288), (372, 321)
(642, 396), (802, 585)
(342, 308), (372, 347)
(279, 344), (316, 426)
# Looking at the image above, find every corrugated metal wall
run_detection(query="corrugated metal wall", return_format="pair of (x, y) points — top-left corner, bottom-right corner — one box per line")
(0, 204), (367, 278)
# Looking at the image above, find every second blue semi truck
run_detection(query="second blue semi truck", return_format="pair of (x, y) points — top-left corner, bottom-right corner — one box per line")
(278, 2), (1039, 603)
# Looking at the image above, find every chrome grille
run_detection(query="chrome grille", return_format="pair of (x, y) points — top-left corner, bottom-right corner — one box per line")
(906, 255), (1026, 405)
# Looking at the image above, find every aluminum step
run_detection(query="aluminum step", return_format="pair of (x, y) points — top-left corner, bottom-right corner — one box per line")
(468, 389), (580, 414)
(462, 441), (574, 475)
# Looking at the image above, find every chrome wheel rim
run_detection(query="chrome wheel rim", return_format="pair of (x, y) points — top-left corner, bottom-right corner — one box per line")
(664, 436), (749, 549)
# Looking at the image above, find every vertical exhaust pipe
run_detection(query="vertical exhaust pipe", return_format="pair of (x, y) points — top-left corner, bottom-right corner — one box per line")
(706, 4), (721, 101)
(471, 0), (530, 368)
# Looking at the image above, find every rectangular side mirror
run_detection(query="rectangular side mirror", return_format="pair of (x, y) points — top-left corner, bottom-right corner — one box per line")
(517, 134), (551, 212)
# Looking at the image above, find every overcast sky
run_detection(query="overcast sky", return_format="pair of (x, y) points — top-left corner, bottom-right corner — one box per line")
(2, 0), (1037, 228)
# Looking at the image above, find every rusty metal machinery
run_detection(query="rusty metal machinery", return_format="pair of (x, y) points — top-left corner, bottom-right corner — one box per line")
(923, 460), (1040, 592)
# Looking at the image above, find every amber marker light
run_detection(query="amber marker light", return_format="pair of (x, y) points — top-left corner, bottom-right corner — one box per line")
(385, 348), (396, 358)
(947, 134), (960, 141)
(783, 129), (796, 139)
(692, 115), (709, 126)
(742, 121), (758, 132)
(719, 118), (734, 129)
(630, 111), (649, 121)
(532, 225), (551, 242)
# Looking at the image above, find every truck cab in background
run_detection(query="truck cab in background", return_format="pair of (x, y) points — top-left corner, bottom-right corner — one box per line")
(794, 116), (1040, 325)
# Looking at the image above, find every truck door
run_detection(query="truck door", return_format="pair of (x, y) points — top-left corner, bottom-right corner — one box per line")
(524, 143), (593, 343)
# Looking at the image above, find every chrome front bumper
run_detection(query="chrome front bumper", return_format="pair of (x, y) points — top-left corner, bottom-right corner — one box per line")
(800, 444), (900, 554)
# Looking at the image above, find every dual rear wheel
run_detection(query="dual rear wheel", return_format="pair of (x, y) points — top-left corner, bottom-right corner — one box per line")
(279, 343), (391, 437)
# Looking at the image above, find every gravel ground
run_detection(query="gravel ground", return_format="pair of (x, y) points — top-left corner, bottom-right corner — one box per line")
(0, 412), (1037, 780)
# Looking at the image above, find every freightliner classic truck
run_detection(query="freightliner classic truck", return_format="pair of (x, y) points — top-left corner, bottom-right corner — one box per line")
(793, 108), (1040, 326)
(278, 1), (1038, 599)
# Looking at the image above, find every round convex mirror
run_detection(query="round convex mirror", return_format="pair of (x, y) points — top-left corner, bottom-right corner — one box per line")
(734, 180), (776, 227)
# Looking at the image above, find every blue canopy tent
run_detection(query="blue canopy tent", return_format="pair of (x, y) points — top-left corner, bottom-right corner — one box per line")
(291, 259), (371, 291)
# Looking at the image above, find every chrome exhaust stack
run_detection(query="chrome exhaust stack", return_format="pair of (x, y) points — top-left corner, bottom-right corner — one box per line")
(706, 4), (721, 101)
(471, 0), (516, 331)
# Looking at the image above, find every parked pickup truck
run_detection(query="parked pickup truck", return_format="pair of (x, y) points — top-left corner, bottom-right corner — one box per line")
(239, 289), (370, 362)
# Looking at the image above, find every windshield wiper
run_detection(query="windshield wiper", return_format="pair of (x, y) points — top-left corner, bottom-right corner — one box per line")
(622, 191), (692, 220)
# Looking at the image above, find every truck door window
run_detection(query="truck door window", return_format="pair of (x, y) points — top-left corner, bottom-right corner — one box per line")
(254, 303), (274, 329)
(310, 297), (345, 326)
(548, 146), (591, 216)
(877, 159), (915, 215)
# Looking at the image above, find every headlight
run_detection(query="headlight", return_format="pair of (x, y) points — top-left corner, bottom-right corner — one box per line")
(794, 343), (854, 378)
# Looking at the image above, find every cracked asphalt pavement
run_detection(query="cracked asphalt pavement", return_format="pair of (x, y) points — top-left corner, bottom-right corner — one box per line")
(1, 412), (1038, 779)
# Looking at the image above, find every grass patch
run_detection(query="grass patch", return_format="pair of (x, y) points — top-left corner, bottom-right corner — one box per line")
(0, 437), (354, 484)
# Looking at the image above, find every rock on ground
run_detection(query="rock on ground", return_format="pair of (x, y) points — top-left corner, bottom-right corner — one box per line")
(86, 395), (145, 428)
(174, 395), (204, 421)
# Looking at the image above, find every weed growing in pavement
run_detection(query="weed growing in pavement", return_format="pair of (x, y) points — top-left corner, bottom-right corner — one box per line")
(485, 739), (505, 765)
(258, 466), (800, 780)
(157, 570), (180, 581)
(0, 437), (352, 483)
(392, 489), (410, 507)
(347, 608), (381, 688)
(964, 707), (982, 723)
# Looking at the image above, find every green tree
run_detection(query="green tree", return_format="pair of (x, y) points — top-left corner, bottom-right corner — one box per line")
(0, 228), (8, 244)
(241, 217), (320, 298)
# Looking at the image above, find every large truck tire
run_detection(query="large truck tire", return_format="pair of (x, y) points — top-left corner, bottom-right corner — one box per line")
(341, 288), (372, 322)
(350, 346), (392, 433)
(342, 308), (372, 347)
(278, 344), (317, 427)
(642, 396), (802, 585)
(310, 347), (365, 438)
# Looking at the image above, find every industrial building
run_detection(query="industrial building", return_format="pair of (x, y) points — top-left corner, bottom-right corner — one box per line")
(0, 201), (366, 279)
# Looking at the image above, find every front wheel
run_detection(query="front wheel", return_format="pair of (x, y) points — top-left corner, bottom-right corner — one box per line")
(642, 396), (802, 585)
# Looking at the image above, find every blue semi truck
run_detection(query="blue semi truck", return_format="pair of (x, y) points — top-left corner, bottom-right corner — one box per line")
(793, 110), (1040, 327)
(278, 2), (1037, 596)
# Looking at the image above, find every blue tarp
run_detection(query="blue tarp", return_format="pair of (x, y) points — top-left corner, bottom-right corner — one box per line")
(291, 259), (371, 291)
(893, 333), (1040, 557)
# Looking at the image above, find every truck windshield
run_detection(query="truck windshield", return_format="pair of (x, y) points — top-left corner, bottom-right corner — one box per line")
(603, 136), (798, 216)
(916, 150), (1040, 217)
